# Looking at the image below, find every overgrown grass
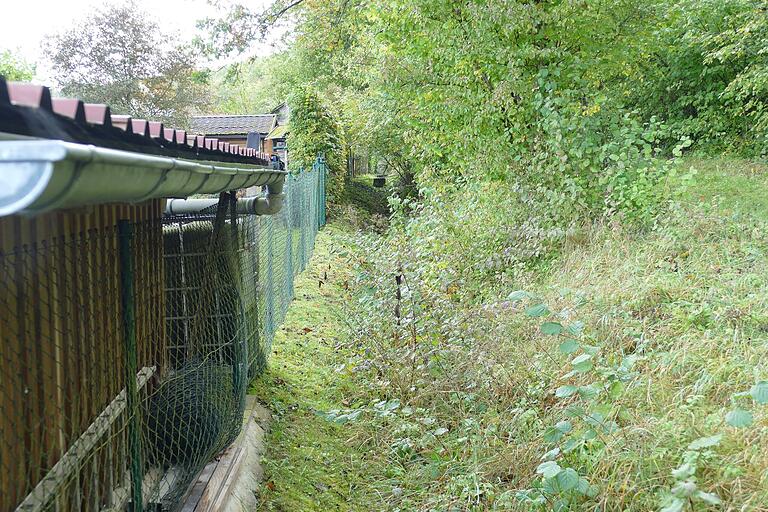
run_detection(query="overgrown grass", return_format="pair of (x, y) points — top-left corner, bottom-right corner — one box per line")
(337, 156), (768, 510)
(343, 174), (391, 216)
(254, 156), (768, 511)
(681, 156), (768, 222)
(249, 222), (373, 511)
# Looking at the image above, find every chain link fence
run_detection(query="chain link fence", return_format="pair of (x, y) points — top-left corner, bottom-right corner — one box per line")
(0, 162), (326, 511)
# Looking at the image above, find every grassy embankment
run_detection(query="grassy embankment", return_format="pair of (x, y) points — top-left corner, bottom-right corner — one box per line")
(251, 156), (768, 510)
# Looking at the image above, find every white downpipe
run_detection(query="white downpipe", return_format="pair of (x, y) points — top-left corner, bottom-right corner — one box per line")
(0, 140), (287, 216)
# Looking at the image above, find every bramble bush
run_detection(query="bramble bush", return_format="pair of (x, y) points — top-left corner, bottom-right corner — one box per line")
(331, 191), (768, 510)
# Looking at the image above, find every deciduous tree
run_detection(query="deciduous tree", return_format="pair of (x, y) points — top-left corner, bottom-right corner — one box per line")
(0, 50), (35, 81)
(46, 2), (209, 126)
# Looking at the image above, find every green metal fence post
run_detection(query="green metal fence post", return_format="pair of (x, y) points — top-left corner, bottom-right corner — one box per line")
(285, 176), (294, 300)
(318, 156), (327, 228)
(251, 215), (262, 375)
(228, 192), (247, 412)
(265, 216), (275, 341)
(118, 220), (143, 512)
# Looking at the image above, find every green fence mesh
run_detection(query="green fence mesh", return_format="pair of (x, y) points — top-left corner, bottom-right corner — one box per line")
(0, 161), (326, 511)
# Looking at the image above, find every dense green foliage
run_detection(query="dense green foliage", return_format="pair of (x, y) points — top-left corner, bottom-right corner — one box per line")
(0, 50), (35, 81)
(203, 1), (768, 510)
(625, 0), (768, 156)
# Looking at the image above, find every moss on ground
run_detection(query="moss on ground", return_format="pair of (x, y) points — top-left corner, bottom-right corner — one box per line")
(248, 223), (372, 511)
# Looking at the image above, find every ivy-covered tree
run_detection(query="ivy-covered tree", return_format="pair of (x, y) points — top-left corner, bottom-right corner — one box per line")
(45, 2), (209, 127)
(287, 86), (346, 202)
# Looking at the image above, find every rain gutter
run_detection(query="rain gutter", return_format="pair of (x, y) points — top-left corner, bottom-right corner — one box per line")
(0, 139), (287, 217)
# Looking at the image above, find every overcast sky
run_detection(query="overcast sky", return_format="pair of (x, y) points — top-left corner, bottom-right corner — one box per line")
(0, 0), (282, 81)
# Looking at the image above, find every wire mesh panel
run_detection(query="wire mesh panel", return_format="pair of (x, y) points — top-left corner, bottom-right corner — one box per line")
(0, 203), (165, 512)
(0, 160), (327, 511)
(145, 195), (246, 509)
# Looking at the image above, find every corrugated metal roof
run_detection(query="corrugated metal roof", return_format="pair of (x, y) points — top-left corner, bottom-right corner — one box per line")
(190, 114), (277, 136)
(0, 78), (272, 165)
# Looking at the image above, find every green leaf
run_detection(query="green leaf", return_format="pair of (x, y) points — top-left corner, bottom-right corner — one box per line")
(541, 322), (564, 335)
(571, 354), (593, 373)
(554, 468), (579, 492)
(564, 405), (585, 418)
(671, 462), (695, 480)
(567, 321), (585, 336)
(536, 460), (562, 479)
(584, 411), (605, 427)
(543, 427), (564, 443)
(558, 339), (580, 354)
(660, 498), (685, 512)
(620, 355), (638, 370)
(750, 381), (768, 404)
(688, 434), (722, 450)
(726, 408), (753, 428)
(575, 477), (596, 496)
(541, 447), (560, 461)
(581, 344), (600, 356)
(577, 384), (601, 399)
(507, 290), (528, 302)
(608, 381), (625, 399)
(555, 385), (578, 398)
(526, 304), (550, 317)
(555, 420), (572, 433)
(695, 490), (722, 505)
(562, 438), (583, 453)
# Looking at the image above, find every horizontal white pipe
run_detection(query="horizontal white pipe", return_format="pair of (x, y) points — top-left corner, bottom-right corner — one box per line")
(164, 179), (285, 216)
(0, 140), (287, 216)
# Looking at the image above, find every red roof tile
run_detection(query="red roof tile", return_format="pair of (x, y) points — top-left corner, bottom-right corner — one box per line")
(8, 83), (52, 110)
(0, 77), (272, 167)
(130, 119), (150, 137)
(83, 104), (111, 126)
(52, 98), (86, 124)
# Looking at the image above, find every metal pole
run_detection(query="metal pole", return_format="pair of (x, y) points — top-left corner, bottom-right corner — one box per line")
(118, 220), (143, 512)
(228, 192), (246, 411)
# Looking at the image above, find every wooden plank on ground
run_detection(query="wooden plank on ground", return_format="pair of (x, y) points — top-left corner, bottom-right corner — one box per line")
(179, 396), (261, 512)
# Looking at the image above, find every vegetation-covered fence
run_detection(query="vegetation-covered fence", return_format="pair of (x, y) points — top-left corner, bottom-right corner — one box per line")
(0, 163), (326, 511)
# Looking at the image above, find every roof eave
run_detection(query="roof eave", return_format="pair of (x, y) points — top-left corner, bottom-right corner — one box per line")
(0, 139), (287, 216)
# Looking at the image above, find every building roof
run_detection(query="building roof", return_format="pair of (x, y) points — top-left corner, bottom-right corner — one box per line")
(266, 124), (289, 140)
(190, 114), (277, 136)
(0, 78), (271, 165)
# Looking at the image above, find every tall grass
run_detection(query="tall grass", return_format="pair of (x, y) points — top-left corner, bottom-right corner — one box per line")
(336, 157), (768, 510)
